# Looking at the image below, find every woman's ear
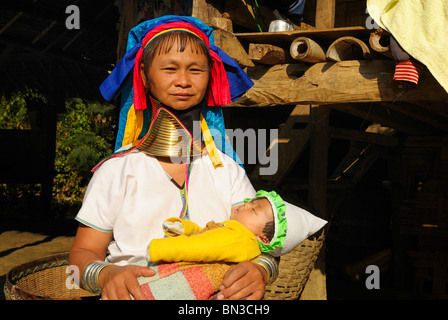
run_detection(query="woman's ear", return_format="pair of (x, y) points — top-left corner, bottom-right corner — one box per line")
(140, 63), (149, 88)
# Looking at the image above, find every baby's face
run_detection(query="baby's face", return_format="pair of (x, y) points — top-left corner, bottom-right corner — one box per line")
(230, 198), (273, 241)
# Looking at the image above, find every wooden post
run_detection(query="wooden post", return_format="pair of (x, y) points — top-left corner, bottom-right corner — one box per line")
(192, 0), (222, 26)
(302, 104), (330, 300)
(40, 58), (63, 217)
(315, 0), (336, 29)
(308, 104), (329, 219)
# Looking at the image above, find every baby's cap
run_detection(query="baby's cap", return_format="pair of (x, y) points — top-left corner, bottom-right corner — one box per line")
(245, 190), (287, 255)
(246, 190), (328, 257)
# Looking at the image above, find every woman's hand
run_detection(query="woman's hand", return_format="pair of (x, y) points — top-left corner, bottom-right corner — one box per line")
(217, 261), (267, 300)
(98, 264), (155, 300)
(69, 224), (155, 300)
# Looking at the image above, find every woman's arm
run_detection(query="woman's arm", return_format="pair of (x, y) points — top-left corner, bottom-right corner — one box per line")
(69, 224), (155, 300)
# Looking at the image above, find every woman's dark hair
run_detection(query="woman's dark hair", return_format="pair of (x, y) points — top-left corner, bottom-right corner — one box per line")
(142, 31), (212, 77)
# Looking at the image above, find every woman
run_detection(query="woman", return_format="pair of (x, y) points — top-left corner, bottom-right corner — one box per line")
(69, 15), (275, 300)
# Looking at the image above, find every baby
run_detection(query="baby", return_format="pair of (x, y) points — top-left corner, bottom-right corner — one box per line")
(146, 190), (287, 263)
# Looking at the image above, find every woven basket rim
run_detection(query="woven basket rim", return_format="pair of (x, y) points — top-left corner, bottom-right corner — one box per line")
(4, 252), (97, 300)
(6, 252), (70, 284)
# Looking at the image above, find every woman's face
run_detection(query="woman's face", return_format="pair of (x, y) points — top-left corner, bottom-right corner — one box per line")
(142, 42), (210, 111)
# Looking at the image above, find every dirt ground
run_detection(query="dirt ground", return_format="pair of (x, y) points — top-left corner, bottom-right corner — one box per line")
(0, 217), (78, 300)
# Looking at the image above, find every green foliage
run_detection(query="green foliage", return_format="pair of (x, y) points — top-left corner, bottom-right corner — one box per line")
(0, 90), (116, 214)
(54, 98), (116, 202)
(0, 89), (43, 130)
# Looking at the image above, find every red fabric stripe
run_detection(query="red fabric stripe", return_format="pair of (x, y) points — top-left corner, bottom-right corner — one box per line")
(141, 284), (155, 300)
(182, 267), (216, 300)
(394, 60), (422, 84)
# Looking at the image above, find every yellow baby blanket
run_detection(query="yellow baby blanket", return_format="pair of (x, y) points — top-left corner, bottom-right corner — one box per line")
(367, 0), (448, 93)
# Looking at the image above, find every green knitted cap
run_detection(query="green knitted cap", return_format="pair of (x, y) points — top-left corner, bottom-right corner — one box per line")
(244, 190), (287, 253)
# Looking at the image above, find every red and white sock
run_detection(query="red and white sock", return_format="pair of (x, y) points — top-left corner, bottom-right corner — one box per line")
(393, 60), (424, 86)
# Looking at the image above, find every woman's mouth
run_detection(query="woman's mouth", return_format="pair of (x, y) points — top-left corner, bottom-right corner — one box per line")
(173, 94), (193, 100)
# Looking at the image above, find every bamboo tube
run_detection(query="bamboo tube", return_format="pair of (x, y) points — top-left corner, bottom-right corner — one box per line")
(369, 28), (392, 58)
(326, 36), (372, 61)
(290, 37), (326, 63)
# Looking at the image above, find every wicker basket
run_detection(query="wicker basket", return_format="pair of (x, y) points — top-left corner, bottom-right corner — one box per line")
(4, 253), (99, 300)
(264, 228), (325, 300)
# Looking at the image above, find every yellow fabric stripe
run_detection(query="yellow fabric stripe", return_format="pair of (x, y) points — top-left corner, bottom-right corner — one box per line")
(122, 104), (144, 147)
(200, 114), (223, 168)
(143, 28), (200, 49)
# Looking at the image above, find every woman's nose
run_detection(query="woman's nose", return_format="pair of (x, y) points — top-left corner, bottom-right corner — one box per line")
(174, 71), (191, 87)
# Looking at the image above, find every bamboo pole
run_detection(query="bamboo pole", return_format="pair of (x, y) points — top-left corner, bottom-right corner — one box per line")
(369, 29), (392, 58)
(326, 36), (371, 61)
(290, 37), (327, 63)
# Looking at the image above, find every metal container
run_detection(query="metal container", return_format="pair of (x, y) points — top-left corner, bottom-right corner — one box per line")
(268, 19), (294, 32)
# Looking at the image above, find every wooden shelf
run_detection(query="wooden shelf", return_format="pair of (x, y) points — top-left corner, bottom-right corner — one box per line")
(235, 26), (371, 46)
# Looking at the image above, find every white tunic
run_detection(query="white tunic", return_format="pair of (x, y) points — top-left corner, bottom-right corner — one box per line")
(75, 148), (256, 265)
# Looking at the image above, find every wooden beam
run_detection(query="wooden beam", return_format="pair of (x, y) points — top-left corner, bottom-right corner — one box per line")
(381, 102), (448, 132)
(230, 60), (448, 107)
(315, 0), (336, 29)
(213, 28), (254, 67)
(331, 104), (435, 135)
(0, 34), (109, 70)
(236, 26), (370, 47)
(0, 12), (24, 35)
(329, 127), (399, 147)
(328, 124), (394, 184)
(192, 0), (223, 27)
(248, 43), (293, 65)
(32, 20), (57, 45)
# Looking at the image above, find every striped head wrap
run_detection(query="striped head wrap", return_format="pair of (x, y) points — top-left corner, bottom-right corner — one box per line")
(95, 16), (253, 170)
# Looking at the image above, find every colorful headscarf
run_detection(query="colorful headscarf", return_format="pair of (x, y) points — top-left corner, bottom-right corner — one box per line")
(99, 15), (253, 158)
